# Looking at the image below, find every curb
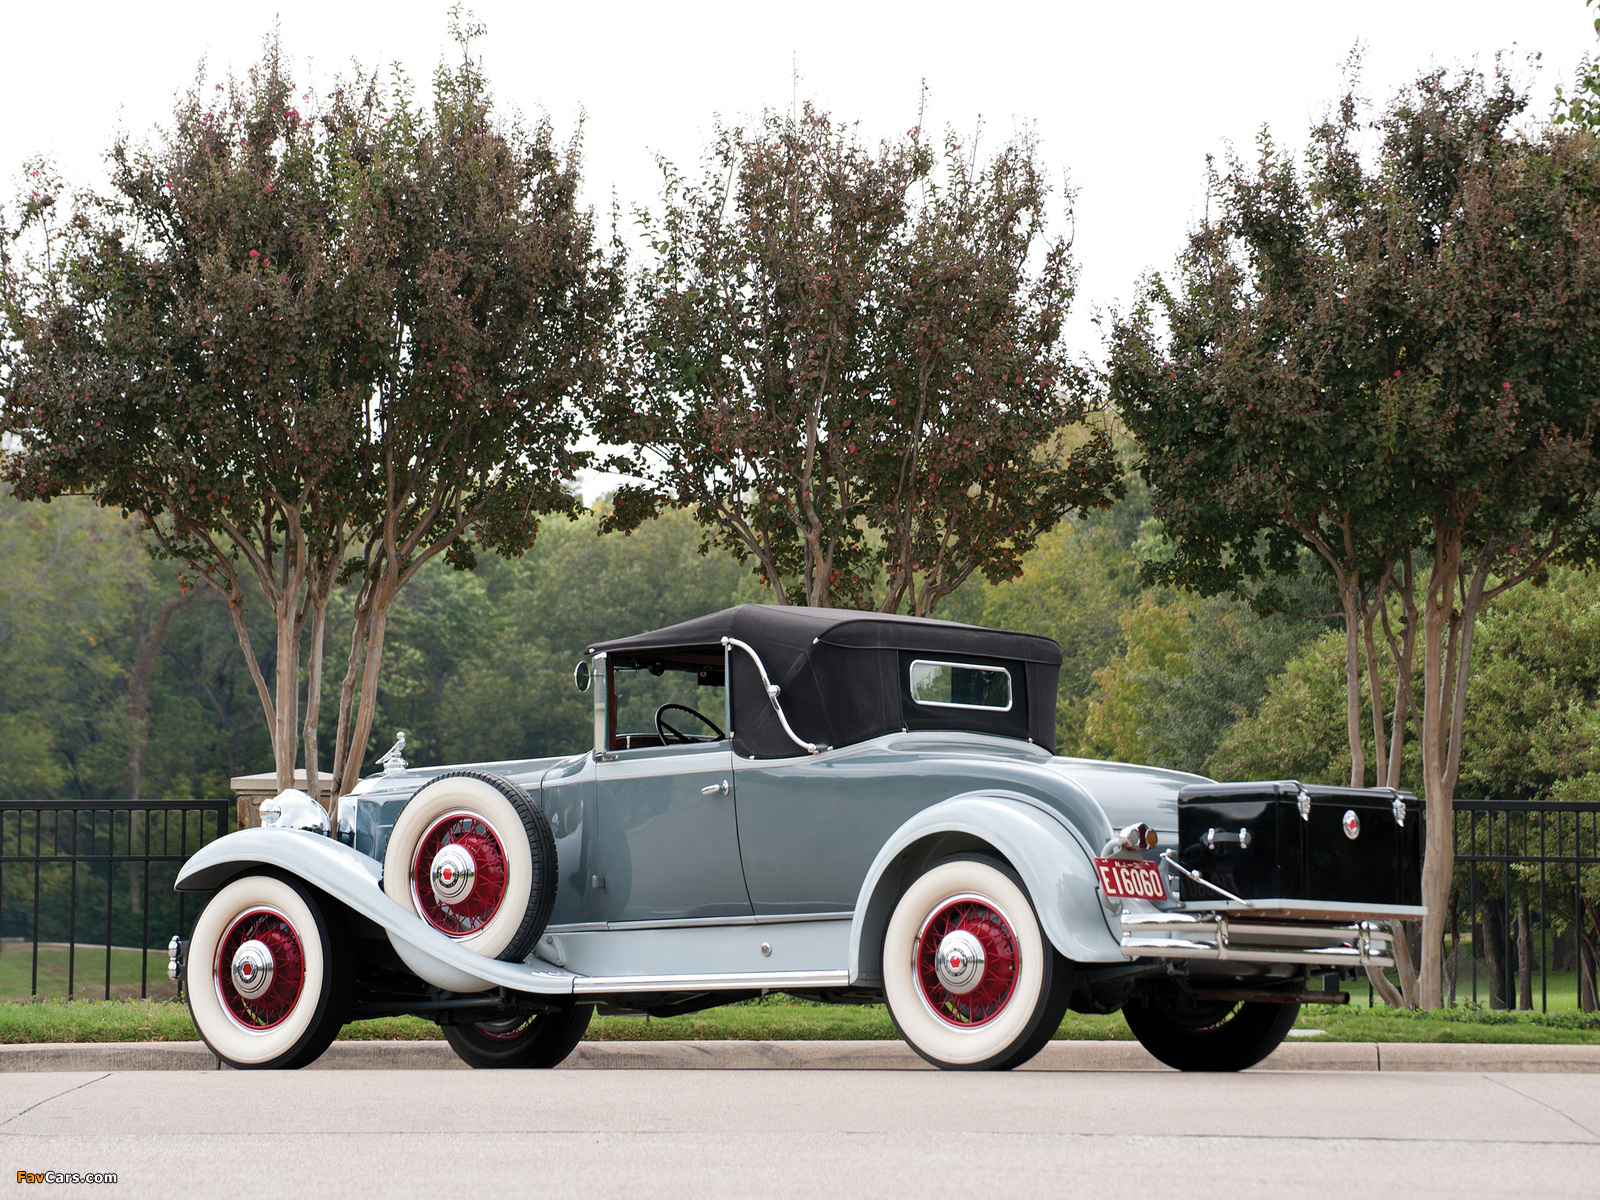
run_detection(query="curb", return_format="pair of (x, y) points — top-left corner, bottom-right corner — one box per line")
(3, 1038), (1600, 1073)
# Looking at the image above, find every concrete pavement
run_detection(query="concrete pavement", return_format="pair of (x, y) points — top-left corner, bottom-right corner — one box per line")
(1, 1064), (1597, 1198)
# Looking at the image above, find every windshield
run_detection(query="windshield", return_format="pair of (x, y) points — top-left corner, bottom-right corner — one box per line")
(610, 652), (727, 747)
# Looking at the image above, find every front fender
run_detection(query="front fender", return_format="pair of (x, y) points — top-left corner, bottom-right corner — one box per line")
(847, 794), (1123, 985)
(175, 827), (575, 996)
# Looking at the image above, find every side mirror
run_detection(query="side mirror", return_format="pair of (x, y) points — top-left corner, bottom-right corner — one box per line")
(573, 660), (592, 693)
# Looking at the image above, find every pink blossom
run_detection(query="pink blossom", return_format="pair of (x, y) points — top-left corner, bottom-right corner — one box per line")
(1503, 381), (1512, 388)
(249, 250), (259, 258)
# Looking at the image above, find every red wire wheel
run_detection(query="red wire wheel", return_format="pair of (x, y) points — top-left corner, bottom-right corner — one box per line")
(411, 810), (509, 937)
(471, 1016), (534, 1042)
(914, 894), (1020, 1028)
(214, 906), (306, 1031)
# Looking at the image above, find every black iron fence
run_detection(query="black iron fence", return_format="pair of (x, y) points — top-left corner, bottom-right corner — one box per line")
(1443, 799), (1600, 1013)
(0, 800), (232, 1000)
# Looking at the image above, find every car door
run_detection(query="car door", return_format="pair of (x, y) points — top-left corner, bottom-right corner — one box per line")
(593, 741), (752, 922)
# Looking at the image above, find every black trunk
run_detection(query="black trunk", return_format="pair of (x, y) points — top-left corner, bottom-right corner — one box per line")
(1480, 897), (1508, 1011)
(1515, 896), (1532, 1011)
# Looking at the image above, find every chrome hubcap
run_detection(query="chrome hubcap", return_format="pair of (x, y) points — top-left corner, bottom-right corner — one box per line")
(933, 929), (986, 996)
(429, 844), (477, 905)
(230, 939), (275, 1000)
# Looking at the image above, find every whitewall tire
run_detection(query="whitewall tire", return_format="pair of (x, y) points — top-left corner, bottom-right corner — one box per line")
(882, 855), (1071, 1070)
(383, 771), (557, 963)
(185, 873), (351, 1069)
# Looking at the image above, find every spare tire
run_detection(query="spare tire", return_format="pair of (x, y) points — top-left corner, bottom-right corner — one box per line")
(383, 770), (557, 962)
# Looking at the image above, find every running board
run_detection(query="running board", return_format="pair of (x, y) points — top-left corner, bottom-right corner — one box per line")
(572, 969), (850, 995)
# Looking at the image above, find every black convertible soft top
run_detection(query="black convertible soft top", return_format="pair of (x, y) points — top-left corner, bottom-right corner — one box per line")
(589, 605), (1061, 759)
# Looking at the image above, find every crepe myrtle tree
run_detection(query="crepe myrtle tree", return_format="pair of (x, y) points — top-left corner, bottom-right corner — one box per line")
(0, 42), (376, 799)
(1, 24), (621, 806)
(322, 34), (622, 801)
(1109, 64), (1600, 1008)
(599, 105), (1118, 614)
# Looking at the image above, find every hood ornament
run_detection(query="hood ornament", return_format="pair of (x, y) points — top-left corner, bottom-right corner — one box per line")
(378, 731), (408, 777)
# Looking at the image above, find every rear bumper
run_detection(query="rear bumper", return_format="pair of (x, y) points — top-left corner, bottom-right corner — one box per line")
(1119, 903), (1424, 969)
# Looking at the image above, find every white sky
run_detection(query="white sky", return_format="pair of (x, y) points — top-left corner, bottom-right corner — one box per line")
(1, 1), (1586, 496)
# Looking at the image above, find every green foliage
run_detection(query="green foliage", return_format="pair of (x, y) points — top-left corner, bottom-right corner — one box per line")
(982, 520), (1140, 751)
(1211, 567), (1600, 795)
(432, 508), (747, 764)
(1140, 594), (1331, 773)
(0, 491), (291, 805)
(1077, 580), (1331, 774)
(1079, 593), (1194, 766)
(602, 104), (1118, 615)
(975, 435), (1153, 749)
(1457, 568), (1600, 800)
(0, 486), (745, 791)
(1208, 627), (1371, 785)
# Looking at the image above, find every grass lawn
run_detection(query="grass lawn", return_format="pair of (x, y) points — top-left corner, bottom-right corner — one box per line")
(0, 943), (176, 1002)
(5, 994), (1600, 1046)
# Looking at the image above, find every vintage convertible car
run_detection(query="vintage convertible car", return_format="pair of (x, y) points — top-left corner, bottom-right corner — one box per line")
(171, 605), (1423, 1072)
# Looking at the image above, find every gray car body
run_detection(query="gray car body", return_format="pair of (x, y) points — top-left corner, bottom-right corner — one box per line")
(177, 716), (1204, 999)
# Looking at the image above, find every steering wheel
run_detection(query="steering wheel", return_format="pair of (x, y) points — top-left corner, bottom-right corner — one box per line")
(655, 702), (725, 745)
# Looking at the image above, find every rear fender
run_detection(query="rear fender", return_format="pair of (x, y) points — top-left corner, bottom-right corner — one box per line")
(847, 794), (1123, 985)
(175, 827), (574, 996)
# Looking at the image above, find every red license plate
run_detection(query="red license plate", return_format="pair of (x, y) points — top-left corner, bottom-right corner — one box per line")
(1094, 857), (1168, 900)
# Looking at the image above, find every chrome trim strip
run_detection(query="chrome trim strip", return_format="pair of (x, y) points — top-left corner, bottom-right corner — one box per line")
(600, 912), (854, 932)
(1119, 911), (1399, 968)
(1121, 913), (1394, 940)
(592, 652), (608, 757)
(571, 968), (850, 995)
(1169, 899), (1427, 920)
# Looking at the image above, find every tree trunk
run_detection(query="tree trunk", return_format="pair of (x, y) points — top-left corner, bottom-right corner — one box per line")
(1447, 887), (1461, 1006)
(1580, 921), (1598, 1014)
(1480, 896), (1509, 1010)
(1516, 896), (1533, 1012)
(1365, 963), (1403, 1008)
(335, 572), (398, 799)
(271, 598), (302, 793)
(301, 585), (330, 817)
(1417, 531), (1462, 1010)
(1340, 586), (1366, 789)
(1393, 919), (1419, 1006)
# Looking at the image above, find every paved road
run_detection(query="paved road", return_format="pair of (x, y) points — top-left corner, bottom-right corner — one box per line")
(2, 1067), (1596, 1199)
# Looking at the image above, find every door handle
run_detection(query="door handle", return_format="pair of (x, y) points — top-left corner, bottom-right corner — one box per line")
(701, 779), (730, 796)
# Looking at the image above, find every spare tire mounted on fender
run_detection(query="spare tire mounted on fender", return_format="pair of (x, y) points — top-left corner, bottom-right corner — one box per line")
(383, 770), (557, 962)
